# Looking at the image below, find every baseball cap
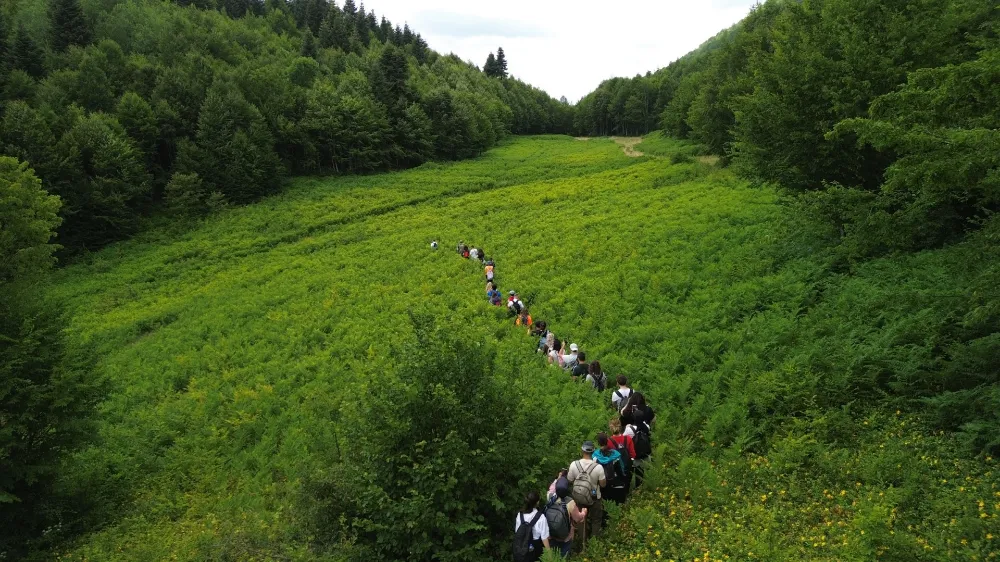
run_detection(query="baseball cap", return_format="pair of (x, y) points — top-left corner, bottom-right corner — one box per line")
(581, 440), (595, 453)
(570, 343), (579, 352)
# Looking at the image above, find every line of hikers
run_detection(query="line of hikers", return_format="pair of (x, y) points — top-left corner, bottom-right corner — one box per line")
(451, 240), (656, 560)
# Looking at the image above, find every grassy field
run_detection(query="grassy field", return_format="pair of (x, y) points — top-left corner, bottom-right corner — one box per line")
(44, 136), (998, 560)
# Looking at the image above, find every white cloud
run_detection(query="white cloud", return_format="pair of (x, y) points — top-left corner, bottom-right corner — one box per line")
(363, 0), (760, 102)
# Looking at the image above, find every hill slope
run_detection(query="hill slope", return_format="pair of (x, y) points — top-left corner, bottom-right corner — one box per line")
(45, 136), (999, 560)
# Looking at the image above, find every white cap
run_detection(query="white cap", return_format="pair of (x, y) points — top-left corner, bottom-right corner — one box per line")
(570, 343), (578, 352)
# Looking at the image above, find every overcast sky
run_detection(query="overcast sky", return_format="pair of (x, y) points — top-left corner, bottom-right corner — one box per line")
(366, 0), (761, 102)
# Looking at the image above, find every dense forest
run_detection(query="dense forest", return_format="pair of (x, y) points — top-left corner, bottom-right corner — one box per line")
(0, 0), (572, 255)
(577, 0), (1000, 457)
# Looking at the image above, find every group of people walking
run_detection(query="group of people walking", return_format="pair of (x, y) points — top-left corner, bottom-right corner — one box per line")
(445, 240), (656, 560)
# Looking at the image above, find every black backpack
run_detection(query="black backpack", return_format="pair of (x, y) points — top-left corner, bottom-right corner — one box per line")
(632, 422), (652, 459)
(513, 511), (542, 562)
(593, 371), (608, 392)
(613, 437), (634, 476)
(544, 496), (571, 541)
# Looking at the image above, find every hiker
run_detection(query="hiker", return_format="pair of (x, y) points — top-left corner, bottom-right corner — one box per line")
(611, 376), (633, 412)
(558, 343), (579, 370)
(545, 473), (588, 558)
(570, 352), (589, 381)
(608, 418), (636, 498)
(431, 240), (438, 250)
(456, 240), (464, 254)
(461, 244), (470, 259)
(586, 360), (608, 391)
(485, 261), (495, 282)
(594, 433), (628, 505)
(513, 491), (550, 562)
(477, 248), (486, 263)
(487, 284), (503, 306)
(545, 333), (559, 361)
(567, 440), (607, 538)
(530, 320), (547, 341)
(516, 308), (533, 328)
(470, 247), (480, 260)
(621, 392), (655, 489)
(508, 291), (524, 316)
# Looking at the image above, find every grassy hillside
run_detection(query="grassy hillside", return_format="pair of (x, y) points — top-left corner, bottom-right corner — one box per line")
(44, 136), (998, 560)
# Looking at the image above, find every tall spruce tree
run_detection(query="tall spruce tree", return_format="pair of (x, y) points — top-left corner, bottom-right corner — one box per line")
(50, 0), (90, 52)
(11, 24), (44, 79)
(301, 30), (317, 57)
(342, 0), (356, 18)
(0, 13), (8, 69)
(495, 47), (508, 79)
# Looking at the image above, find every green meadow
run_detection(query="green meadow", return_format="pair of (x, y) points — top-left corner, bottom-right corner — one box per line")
(45, 136), (998, 560)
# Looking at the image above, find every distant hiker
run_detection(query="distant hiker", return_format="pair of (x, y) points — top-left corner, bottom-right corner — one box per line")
(477, 248), (486, 263)
(559, 343), (579, 370)
(594, 433), (628, 505)
(608, 418), (636, 498)
(611, 376), (633, 412)
(621, 392), (655, 489)
(461, 244), (470, 258)
(586, 360), (608, 391)
(513, 491), (550, 562)
(568, 440), (606, 538)
(571, 351), (589, 381)
(531, 320), (547, 342)
(508, 291), (524, 315)
(456, 240), (464, 254)
(470, 247), (480, 260)
(486, 257), (495, 267)
(487, 284), (503, 306)
(485, 261), (495, 282)
(516, 308), (533, 328)
(545, 333), (559, 361)
(545, 473), (588, 557)
(431, 240), (438, 250)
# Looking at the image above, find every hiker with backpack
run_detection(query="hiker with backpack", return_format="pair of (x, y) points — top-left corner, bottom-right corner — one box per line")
(594, 433), (628, 505)
(488, 284), (503, 307)
(608, 418), (636, 498)
(485, 261), (495, 282)
(586, 360), (608, 391)
(567, 440), (607, 538)
(570, 352), (589, 381)
(611, 376), (633, 412)
(516, 308), (533, 328)
(513, 491), (550, 562)
(621, 393), (655, 489)
(544, 473), (588, 557)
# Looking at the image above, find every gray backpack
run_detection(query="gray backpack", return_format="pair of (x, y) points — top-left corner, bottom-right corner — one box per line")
(571, 460), (598, 506)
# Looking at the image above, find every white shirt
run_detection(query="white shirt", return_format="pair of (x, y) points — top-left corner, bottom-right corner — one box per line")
(514, 509), (550, 540)
(560, 352), (578, 369)
(470, 248), (479, 259)
(612, 388), (633, 410)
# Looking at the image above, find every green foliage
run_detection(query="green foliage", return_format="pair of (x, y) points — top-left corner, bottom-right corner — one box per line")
(308, 315), (548, 560)
(0, 0), (569, 255)
(50, 0), (90, 52)
(30, 136), (1000, 560)
(0, 158), (62, 282)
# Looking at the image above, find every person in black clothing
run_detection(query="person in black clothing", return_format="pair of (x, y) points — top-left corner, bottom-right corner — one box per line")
(619, 392), (655, 428)
(571, 352), (588, 381)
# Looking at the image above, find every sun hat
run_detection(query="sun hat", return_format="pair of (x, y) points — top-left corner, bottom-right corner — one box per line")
(570, 343), (579, 352)
(509, 290), (516, 295)
(581, 440), (595, 453)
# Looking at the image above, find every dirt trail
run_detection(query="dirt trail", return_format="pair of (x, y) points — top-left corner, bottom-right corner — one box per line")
(611, 137), (644, 157)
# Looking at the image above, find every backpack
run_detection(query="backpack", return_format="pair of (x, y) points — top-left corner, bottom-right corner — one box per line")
(612, 437), (634, 477)
(544, 497), (571, 541)
(571, 460), (598, 507)
(596, 455), (624, 488)
(593, 371), (608, 392)
(631, 423), (652, 459)
(613, 389), (631, 411)
(513, 511), (542, 562)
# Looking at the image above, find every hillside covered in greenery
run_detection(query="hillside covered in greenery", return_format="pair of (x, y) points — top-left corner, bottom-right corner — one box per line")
(0, 0), (571, 255)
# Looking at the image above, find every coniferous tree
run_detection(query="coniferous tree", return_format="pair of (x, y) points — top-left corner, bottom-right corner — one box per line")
(378, 16), (391, 42)
(342, 0), (356, 18)
(11, 24), (45, 79)
(355, 3), (369, 45)
(303, 0), (326, 35)
(50, 0), (90, 52)
(495, 47), (508, 79)
(0, 14), (8, 70)
(484, 52), (497, 77)
(301, 30), (317, 57)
